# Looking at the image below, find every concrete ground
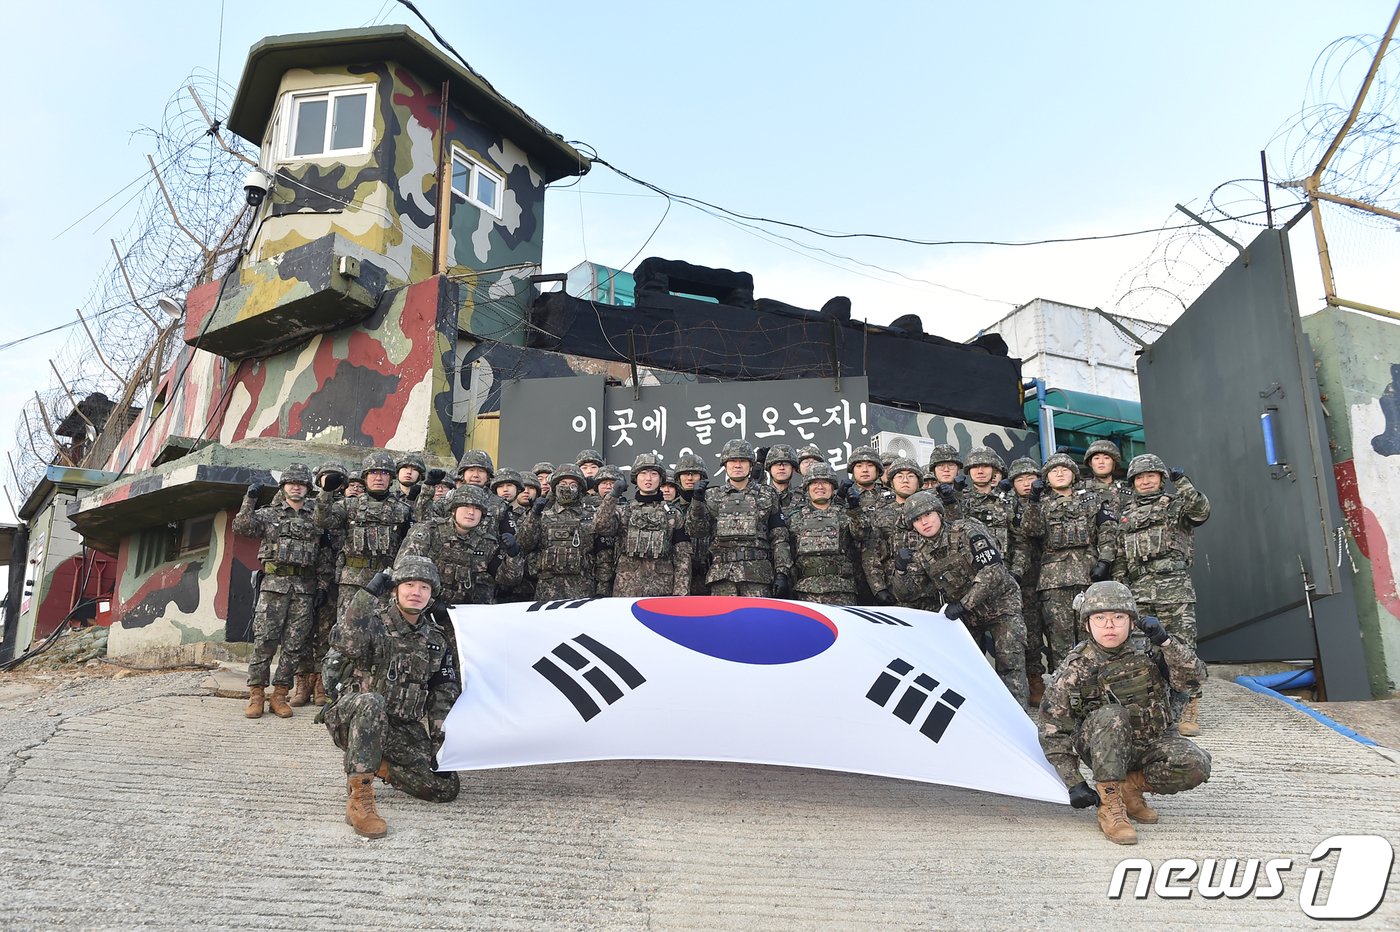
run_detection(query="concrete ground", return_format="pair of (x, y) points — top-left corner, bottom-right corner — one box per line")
(1, 666), (1398, 930)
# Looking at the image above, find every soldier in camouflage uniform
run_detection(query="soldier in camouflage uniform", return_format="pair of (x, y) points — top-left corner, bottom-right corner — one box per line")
(532, 462), (554, 499)
(298, 461), (349, 707)
(498, 474), (539, 604)
(959, 446), (1013, 554)
(398, 484), (524, 606)
(921, 467), (940, 492)
(861, 457), (931, 608)
(686, 439), (794, 597)
(1080, 439), (1130, 517)
(455, 449), (509, 528)
(315, 451), (415, 625)
(927, 444), (969, 519)
(233, 463), (321, 719)
(1007, 457), (1048, 706)
(891, 491), (1029, 706)
(394, 452), (426, 500)
(1113, 454), (1211, 736)
(1037, 581), (1211, 845)
(490, 468), (523, 512)
(796, 443), (824, 476)
(1021, 453), (1116, 675)
(843, 445), (892, 603)
(588, 465), (625, 597)
(659, 467), (680, 503)
(593, 453), (692, 597)
(786, 463), (868, 605)
(518, 464), (597, 600)
(576, 448), (604, 484)
(674, 452), (712, 595)
(763, 443), (801, 512)
(320, 556), (461, 838)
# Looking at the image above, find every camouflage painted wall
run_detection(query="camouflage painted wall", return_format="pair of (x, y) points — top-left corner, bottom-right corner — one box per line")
(1303, 308), (1400, 696)
(868, 405), (1039, 466)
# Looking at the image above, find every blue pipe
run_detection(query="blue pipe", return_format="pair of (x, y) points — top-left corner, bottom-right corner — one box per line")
(1235, 668), (1377, 746)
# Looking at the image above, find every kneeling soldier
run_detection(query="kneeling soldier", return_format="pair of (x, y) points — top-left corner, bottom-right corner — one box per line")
(1037, 580), (1211, 845)
(321, 556), (460, 839)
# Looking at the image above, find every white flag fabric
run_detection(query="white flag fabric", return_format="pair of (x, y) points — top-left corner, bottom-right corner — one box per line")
(438, 596), (1069, 804)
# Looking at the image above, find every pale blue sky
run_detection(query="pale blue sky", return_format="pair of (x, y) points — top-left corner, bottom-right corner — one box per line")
(1, 0), (1396, 523)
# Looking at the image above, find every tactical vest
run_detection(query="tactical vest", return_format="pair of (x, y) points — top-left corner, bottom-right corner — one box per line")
(1042, 493), (1094, 552)
(622, 502), (674, 560)
(1070, 648), (1173, 742)
(371, 621), (439, 723)
(791, 506), (852, 579)
(259, 505), (319, 567)
(538, 506), (589, 577)
(1119, 493), (1189, 569)
(435, 522), (498, 602)
(963, 491), (1011, 552)
(916, 526), (977, 599)
(345, 494), (410, 558)
(713, 487), (768, 545)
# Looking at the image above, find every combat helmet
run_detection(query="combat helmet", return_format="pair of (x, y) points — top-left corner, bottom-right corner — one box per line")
(632, 452), (665, 478)
(455, 449), (495, 479)
(315, 461), (348, 485)
(361, 450), (396, 479)
(1126, 453), (1168, 482)
(532, 462), (555, 477)
(905, 490), (945, 521)
(446, 483), (492, 515)
(660, 467), (680, 491)
(279, 463), (313, 487)
(595, 464), (626, 490)
(1042, 452), (1081, 481)
(802, 462), (839, 490)
(490, 468), (523, 493)
(1083, 439), (1124, 470)
(674, 451), (709, 480)
(390, 554), (441, 592)
(719, 438), (756, 463)
(575, 449), (605, 468)
(964, 446), (1008, 475)
(796, 443), (824, 465)
(1007, 457), (1040, 481)
(764, 444), (799, 469)
(927, 444), (963, 469)
(847, 445), (882, 471)
(551, 463), (586, 487)
(396, 451), (427, 475)
(887, 457), (922, 480)
(519, 472), (541, 493)
(1074, 580), (1139, 623)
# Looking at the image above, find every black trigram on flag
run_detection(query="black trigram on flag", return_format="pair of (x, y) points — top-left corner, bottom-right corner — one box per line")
(533, 633), (646, 721)
(841, 607), (912, 627)
(526, 598), (599, 612)
(866, 658), (966, 743)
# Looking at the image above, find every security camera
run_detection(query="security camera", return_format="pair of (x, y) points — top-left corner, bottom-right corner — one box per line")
(243, 168), (272, 207)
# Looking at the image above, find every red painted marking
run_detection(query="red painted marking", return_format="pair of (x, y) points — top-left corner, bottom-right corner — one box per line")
(1335, 459), (1400, 622)
(391, 66), (454, 135)
(636, 596), (837, 634)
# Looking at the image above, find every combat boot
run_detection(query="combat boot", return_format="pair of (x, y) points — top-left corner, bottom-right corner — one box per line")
(1095, 782), (1138, 845)
(1121, 771), (1159, 823)
(1178, 697), (1200, 736)
(345, 774), (388, 839)
(289, 674), (311, 707)
(376, 759), (392, 782)
(244, 686), (266, 719)
(1027, 673), (1045, 707)
(268, 685), (294, 718)
(311, 674), (327, 706)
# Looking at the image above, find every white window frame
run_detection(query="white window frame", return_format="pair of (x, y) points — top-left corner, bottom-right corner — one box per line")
(450, 148), (505, 218)
(281, 85), (376, 161)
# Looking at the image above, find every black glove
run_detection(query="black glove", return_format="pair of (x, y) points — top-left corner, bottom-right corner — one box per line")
(1136, 614), (1170, 646)
(894, 547), (914, 573)
(244, 483), (262, 500)
(1169, 468), (1186, 482)
(1090, 560), (1112, 582)
(996, 478), (1013, 493)
(756, 446), (769, 467)
(425, 468), (446, 485)
(954, 475), (970, 492)
(1029, 479), (1046, 502)
(944, 600), (966, 621)
(607, 482), (624, 499)
(1069, 781), (1101, 809)
(846, 485), (862, 509)
(406, 483), (422, 501)
(501, 532), (522, 558)
(366, 571), (394, 597)
(320, 473), (345, 493)
(838, 478), (855, 497)
(694, 485), (708, 502)
(772, 573), (791, 598)
(936, 483), (958, 505)
(873, 588), (895, 605)
(532, 496), (549, 513)
(313, 588), (328, 610)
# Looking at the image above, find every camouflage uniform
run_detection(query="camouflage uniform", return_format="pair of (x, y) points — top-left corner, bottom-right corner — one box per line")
(518, 464), (596, 600)
(315, 452), (414, 623)
(322, 561), (460, 806)
(232, 465), (320, 692)
(846, 445), (892, 603)
(1037, 581), (1211, 843)
(1079, 439), (1130, 517)
(686, 440), (793, 597)
(393, 451), (427, 501)
(397, 485), (524, 606)
(796, 443), (824, 476)
(763, 443), (801, 513)
(1113, 455), (1211, 727)
(1007, 458), (1047, 684)
(1021, 454), (1116, 673)
(926, 443), (967, 520)
(300, 462), (348, 689)
(455, 449), (511, 531)
(593, 454), (692, 597)
(959, 447), (1013, 553)
(891, 492), (1028, 706)
(786, 464), (868, 605)
(587, 465), (625, 597)
(674, 451), (712, 595)
(861, 458), (935, 610)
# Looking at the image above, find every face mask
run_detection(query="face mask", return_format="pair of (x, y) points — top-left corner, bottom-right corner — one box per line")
(556, 483), (580, 504)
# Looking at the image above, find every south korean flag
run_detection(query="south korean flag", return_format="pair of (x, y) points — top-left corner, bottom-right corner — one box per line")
(438, 597), (1068, 804)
